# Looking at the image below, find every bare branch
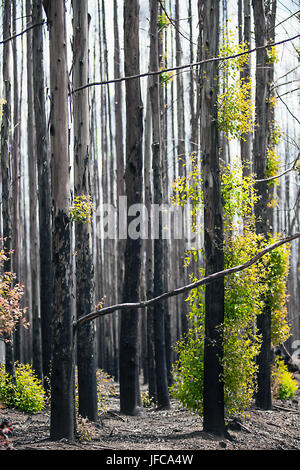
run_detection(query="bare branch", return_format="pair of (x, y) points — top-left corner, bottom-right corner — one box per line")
(158, 0), (197, 46)
(255, 153), (300, 183)
(71, 34), (300, 94)
(0, 21), (46, 45)
(276, 88), (300, 126)
(74, 232), (300, 329)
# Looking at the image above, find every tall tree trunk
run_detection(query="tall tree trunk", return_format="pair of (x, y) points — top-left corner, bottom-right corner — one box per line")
(119, 0), (143, 416)
(175, 0), (189, 340)
(26, 0), (43, 380)
(44, 0), (75, 441)
(1, 0), (14, 378)
(144, 86), (157, 401)
(72, 0), (98, 422)
(201, 0), (227, 437)
(113, 0), (124, 382)
(252, 0), (276, 411)
(240, 0), (252, 178)
(102, 0), (116, 377)
(32, 0), (53, 389)
(189, 0), (198, 153)
(150, 0), (170, 410)
(11, 0), (20, 287)
(12, 0), (21, 363)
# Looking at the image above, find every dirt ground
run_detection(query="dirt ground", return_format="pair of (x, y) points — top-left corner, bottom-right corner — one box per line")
(1, 374), (300, 453)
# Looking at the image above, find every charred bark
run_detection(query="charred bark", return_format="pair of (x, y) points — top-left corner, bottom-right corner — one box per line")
(119, 0), (143, 416)
(201, 0), (227, 438)
(44, 0), (75, 440)
(33, 0), (53, 389)
(72, 0), (98, 422)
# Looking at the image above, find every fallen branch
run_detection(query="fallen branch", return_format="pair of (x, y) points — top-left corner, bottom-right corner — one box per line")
(74, 232), (300, 329)
(272, 404), (300, 413)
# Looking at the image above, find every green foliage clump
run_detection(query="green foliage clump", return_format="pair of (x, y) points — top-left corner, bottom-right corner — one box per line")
(0, 362), (46, 413)
(218, 78), (254, 140)
(222, 232), (264, 415)
(96, 369), (116, 413)
(271, 357), (298, 400)
(221, 157), (258, 222)
(170, 231), (264, 417)
(76, 415), (98, 442)
(170, 286), (205, 415)
(217, 25), (254, 141)
(159, 52), (173, 87)
(75, 368), (116, 416)
(141, 391), (155, 408)
(264, 239), (290, 346)
(266, 148), (281, 188)
(70, 194), (94, 223)
(170, 156), (291, 418)
(266, 45), (279, 64)
(160, 70), (174, 87)
(157, 12), (170, 31)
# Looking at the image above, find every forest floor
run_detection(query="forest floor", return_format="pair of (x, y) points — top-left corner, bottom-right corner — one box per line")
(1, 373), (300, 453)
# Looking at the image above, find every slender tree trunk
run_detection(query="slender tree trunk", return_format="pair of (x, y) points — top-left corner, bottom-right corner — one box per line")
(11, 0), (20, 287)
(189, 0), (197, 154)
(1, 0), (15, 379)
(119, 0), (143, 416)
(33, 0), (53, 389)
(72, 0), (98, 422)
(102, 0), (117, 376)
(175, 0), (189, 340)
(159, 1), (172, 389)
(44, 0), (75, 441)
(252, 0), (276, 411)
(113, 0), (124, 382)
(150, 0), (170, 410)
(240, 0), (252, 178)
(144, 86), (157, 401)
(26, 0), (43, 380)
(12, 0), (21, 362)
(201, 0), (227, 437)
(266, 2), (277, 235)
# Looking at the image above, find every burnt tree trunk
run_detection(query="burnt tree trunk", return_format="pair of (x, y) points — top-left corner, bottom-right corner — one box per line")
(33, 0), (53, 389)
(150, 0), (170, 410)
(72, 0), (98, 422)
(1, 0), (15, 379)
(26, 0), (43, 381)
(201, 0), (227, 438)
(144, 85), (157, 401)
(119, 0), (143, 416)
(252, 0), (277, 411)
(44, 0), (75, 441)
(240, 0), (252, 178)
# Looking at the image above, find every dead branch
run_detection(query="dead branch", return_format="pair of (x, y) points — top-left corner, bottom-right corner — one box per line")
(71, 34), (300, 94)
(74, 232), (300, 329)
(0, 21), (45, 45)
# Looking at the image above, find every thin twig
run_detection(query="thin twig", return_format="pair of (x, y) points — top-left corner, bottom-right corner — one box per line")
(276, 89), (300, 125)
(277, 87), (299, 99)
(0, 21), (46, 45)
(158, 0), (198, 46)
